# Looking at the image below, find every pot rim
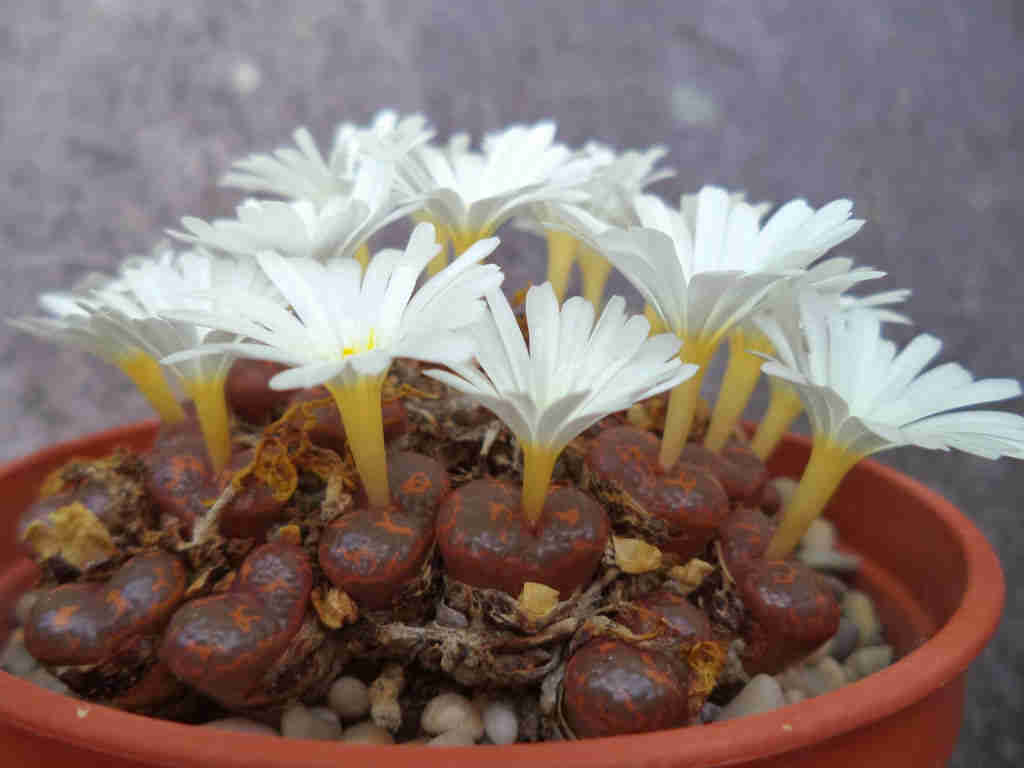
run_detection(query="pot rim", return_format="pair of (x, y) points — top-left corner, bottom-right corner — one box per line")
(0, 421), (1005, 768)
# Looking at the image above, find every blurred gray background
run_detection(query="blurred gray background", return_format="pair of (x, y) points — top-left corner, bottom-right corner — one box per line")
(1, 1), (1021, 764)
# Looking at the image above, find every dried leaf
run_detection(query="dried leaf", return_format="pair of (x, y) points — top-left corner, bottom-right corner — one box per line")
(273, 523), (302, 547)
(667, 558), (714, 594)
(613, 535), (663, 574)
(22, 501), (117, 570)
(518, 581), (560, 622)
(311, 586), (359, 629)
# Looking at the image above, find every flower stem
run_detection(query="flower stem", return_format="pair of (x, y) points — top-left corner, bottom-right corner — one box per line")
(704, 329), (774, 453)
(658, 340), (714, 470)
(184, 374), (231, 473)
(354, 243), (370, 271)
(577, 245), (612, 309)
(764, 437), (862, 559)
(545, 230), (577, 301)
(326, 374), (389, 507)
(426, 226), (450, 277)
(521, 443), (558, 531)
(117, 352), (185, 424)
(750, 381), (805, 460)
(644, 304), (667, 335)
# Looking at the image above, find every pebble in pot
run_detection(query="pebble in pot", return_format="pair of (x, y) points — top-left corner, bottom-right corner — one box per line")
(715, 674), (785, 721)
(421, 692), (484, 743)
(328, 675), (371, 721)
(341, 722), (395, 744)
(482, 699), (518, 745)
(281, 703), (342, 740)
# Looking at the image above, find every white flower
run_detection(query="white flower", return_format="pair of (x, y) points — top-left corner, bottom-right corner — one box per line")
(575, 141), (675, 228)
(11, 248), (264, 389)
(593, 191), (781, 355)
(429, 283), (694, 451)
(104, 247), (272, 383)
(590, 186), (864, 467)
(425, 283), (695, 526)
(758, 295), (1024, 459)
(162, 222), (504, 506)
(221, 111), (433, 205)
(12, 279), (149, 368)
(515, 141), (674, 303)
(164, 223), (502, 390)
(838, 287), (912, 324)
(385, 121), (595, 252)
(758, 294), (1024, 558)
(173, 162), (413, 263)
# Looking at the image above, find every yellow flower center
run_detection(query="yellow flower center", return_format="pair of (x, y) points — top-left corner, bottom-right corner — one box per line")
(343, 329), (376, 358)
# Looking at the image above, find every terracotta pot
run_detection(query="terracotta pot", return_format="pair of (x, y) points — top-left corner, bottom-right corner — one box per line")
(0, 421), (1004, 767)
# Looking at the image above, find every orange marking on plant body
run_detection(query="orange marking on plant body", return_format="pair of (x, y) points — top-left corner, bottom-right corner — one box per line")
(188, 642), (217, 664)
(229, 603), (259, 633)
(373, 511), (415, 537)
(616, 443), (655, 471)
(105, 589), (130, 619)
(401, 471), (431, 494)
(773, 564), (797, 585)
(341, 547), (374, 568)
(642, 656), (678, 690)
(257, 575), (290, 595)
(489, 501), (509, 523)
(52, 603), (80, 629)
(150, 566), (170, 595)
(662, 473), (697, 492)
(554, 505), (580, 526)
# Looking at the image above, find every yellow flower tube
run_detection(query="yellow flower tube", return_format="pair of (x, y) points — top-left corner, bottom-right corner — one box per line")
(750, 380), (805, 460)
(326, 374), (390, 508)
(764, 436), (862, 559)
(117, 351), (185, 424)
(520, 443), (559, 530)
(183, 373), (231, 473)
(544, 230), (577, 301)
(658, 338), (716, 470)
(576, 244), (613, 309)
(704, 328), (775, 453)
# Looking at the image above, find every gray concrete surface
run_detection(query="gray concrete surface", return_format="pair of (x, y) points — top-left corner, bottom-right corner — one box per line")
(1, 1), (1021, 764)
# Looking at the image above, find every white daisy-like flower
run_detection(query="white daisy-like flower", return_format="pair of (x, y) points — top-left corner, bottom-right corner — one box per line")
(11, 247), (270, 470)
(743, 277), (911, 460)
(221, 111), (433, 205)
(112, 247), (273, 471)
(757, 295), (1024, 557)
(523, 141), (674, 303)
(162, 223), (504, 507)
(587, 186), (865, 467)
(384, 121), (595, 267)
(174, 158), (415, 265)
(703, 256), (892, 453)
(425, 283), (696, 528)
(10, 273), (186, 425)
